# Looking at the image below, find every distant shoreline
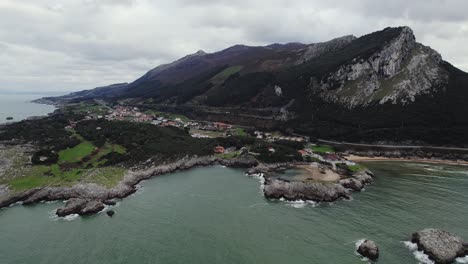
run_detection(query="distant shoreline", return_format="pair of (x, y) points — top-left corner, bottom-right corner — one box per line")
(346, 155), (468, 166)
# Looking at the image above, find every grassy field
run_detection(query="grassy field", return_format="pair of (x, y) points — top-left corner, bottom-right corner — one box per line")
(211, 65), (243, 84)
(233, 127), (248, 137)
(2, 133), (128, 192)
(59, 141), (95, 163)
(144, 110), (190, 122)
(347, 164), (366, 173)
(311, 145), (335, 154)
(63, 102), (109, 115)
(215, 151), (240, 159)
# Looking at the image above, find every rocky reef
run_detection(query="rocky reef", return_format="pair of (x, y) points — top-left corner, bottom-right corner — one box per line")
(411, 229), (468, 264)
(357, 239), (379, 262)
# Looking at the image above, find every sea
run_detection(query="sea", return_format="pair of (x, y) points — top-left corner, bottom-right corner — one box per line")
(1, 162), (468, 264)
(0, 92), (58, 124)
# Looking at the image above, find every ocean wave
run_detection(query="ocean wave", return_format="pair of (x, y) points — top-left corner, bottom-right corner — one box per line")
(287, 200), (307, 208)
(403, 241), (434, 264)
(456, 256), (468, 263)
(245, 172), (265, 194)
(48, 209), (79, 222)
(9, 201), (23, 207)
(63, 214), (79, 221)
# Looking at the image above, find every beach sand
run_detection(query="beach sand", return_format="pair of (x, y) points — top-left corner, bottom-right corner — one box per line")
(346, 155), (468, 166)
(294, 164), (341, 182)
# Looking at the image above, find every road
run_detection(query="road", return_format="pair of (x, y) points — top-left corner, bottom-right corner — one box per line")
(318, 139), (468, 152)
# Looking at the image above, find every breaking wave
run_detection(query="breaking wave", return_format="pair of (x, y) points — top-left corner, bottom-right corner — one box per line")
(403, 241), (434, 264)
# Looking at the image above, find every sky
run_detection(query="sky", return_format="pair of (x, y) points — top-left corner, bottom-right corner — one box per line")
(1, 0), (467, 93)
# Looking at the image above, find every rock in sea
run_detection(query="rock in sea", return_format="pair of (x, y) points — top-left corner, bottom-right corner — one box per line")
(411, 228), (468, 264)
(106, 210), (115, 217)
(357, 239), (379, 261)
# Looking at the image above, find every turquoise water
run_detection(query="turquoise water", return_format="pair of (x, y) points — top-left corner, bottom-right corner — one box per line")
(1, 162), (468, 264)
(0, 93), (56, 124)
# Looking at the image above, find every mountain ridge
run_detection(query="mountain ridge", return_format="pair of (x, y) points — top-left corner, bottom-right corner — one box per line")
(40, 26), (468, 145)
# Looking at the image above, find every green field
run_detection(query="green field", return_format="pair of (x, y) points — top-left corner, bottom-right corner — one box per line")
(311, 145), (335, 153)
(63, 102), (109, 115)
(215, 151), (240, 160)
(347, 164), (366, 173)
(211, 65), (243, 84)
(3, 134), (128, 192)
(143, 110), (190, 122)
(59, 141), (95, 163)
(233, 127), (247, 137)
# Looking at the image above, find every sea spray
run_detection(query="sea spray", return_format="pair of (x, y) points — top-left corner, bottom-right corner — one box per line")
(403, 241), (434, 264)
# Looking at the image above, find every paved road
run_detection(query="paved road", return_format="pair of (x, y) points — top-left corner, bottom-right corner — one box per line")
(318, 139), (468, 152)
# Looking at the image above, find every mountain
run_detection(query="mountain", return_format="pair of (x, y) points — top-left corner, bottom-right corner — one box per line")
(43, 26), (468, 146)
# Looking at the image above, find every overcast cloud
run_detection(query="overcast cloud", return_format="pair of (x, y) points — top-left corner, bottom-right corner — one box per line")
(1, 0), (467, 92)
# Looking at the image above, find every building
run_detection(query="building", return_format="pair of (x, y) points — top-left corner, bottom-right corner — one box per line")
(214, 122), (232, 130)
(214, 146), (225, 154)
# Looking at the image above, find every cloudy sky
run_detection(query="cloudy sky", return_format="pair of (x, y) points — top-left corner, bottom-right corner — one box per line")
(1, 0), (467, 93)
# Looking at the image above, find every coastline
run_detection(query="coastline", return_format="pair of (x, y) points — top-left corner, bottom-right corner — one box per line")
(346, 155), (468, 166)
(0, 156), (258, 216)
(0, 155), (375, 216)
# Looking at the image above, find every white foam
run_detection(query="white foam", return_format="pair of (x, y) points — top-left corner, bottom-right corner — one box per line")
(355, 239), (366, 249)
(63, 214), (79, 221)
(354, 239), (371, 263)
(456, 256), (468, 263)
(9, 201), (23, 207)
(403, 241), (434, 264)
(48, 209), (79, 222)
(287, 200), (307, 208)
(246, 172), (265, 195)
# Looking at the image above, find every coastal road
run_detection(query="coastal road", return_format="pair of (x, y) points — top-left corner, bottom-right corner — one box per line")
(318, 139), (468, 152)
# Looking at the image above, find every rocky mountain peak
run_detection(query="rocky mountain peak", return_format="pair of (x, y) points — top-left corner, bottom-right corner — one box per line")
(312, 26), (448, 108)
(194, 50), (207, 56)
(300, 34), (357, 62)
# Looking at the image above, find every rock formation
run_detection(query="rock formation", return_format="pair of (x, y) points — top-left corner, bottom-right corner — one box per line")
(411, 228), (468, 264)
(357, 239), (379, 261)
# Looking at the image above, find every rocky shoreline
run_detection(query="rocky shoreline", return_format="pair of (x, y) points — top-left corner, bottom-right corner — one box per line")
(0, 155), (376, 217)
(0, 156), (258, 216)
(247, 163), (374, 202)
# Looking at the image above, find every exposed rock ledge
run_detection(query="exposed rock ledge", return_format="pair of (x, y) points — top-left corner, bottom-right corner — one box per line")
(247, 163), (374, 202)
(411, 229), (468, 264)
(0, 156), (258, 217)
(0, 156), (375, 216)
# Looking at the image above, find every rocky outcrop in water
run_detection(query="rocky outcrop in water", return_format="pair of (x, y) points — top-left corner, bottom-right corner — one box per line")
(263, 178), (350, 201)
(106, 210), (115, 217)
(262, 168), (373, 202)
(56, 198), (105, 216)
(357, 240), (379, 261)
(411, 228), (468, 264)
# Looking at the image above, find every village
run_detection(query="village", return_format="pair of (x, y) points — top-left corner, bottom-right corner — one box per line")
(67, 103), (356, 167)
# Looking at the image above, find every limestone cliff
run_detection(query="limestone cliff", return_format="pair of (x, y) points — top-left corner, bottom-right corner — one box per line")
(312, 27), (449, 108)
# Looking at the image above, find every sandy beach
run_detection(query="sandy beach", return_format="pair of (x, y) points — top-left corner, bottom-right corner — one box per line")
(295, 164), (341, 182)
(346, 155), (468, 166)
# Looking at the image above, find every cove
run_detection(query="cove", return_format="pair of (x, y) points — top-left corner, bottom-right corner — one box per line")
(1, 162), (468, 264)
